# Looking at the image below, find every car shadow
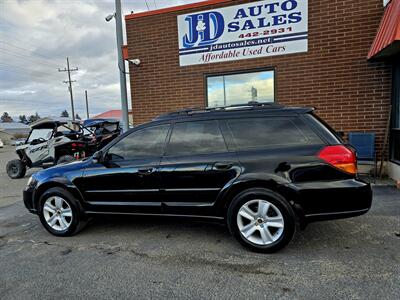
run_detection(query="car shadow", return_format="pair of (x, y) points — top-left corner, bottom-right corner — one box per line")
(75, 214), (377, 256)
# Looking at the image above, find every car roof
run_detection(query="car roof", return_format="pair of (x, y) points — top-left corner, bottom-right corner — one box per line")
(83, 118), (120, 128)
(152, 102), (314, 123)
(30, 117), (80, 129)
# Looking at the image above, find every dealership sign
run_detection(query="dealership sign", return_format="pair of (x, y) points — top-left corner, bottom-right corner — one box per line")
(177, 0), (308, 66)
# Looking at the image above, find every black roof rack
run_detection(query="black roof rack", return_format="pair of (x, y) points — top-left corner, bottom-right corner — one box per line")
(154, 101), (284, 120)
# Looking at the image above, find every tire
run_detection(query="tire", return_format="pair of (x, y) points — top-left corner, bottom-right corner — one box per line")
(57, 155), (74, 165)
(6, 159), (26, 179)
(227, 188), (296, 253)
(38, 187), (87, 237)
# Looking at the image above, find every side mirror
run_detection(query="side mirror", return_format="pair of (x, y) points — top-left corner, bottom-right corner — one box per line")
(92, 150), (103, 163)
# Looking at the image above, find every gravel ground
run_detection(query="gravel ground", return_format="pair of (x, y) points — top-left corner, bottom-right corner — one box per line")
(0, 145), (399, 299)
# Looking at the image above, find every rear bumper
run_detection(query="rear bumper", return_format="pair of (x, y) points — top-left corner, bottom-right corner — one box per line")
(292, 179), (372, 222)
(23, 187), (37, 214)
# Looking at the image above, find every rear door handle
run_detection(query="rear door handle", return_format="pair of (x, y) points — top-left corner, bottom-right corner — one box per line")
(213, 162), (234, 170)
(138, 167), (154, 175)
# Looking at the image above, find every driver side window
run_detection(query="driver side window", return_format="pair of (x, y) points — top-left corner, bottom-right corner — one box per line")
(108, 124), (170, 160)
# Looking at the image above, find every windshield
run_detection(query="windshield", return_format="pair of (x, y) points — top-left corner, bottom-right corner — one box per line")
(27, 128), (53, 142)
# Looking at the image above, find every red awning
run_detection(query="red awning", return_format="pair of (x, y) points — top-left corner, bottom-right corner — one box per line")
(368, 0), (400, 60)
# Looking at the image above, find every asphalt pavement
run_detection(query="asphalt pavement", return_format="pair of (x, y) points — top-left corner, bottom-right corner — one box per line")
(0, 145), (399, 299)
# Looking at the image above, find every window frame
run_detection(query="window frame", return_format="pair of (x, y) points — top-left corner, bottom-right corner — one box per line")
(390, 61), (400, 164)
(204, 67), (277, 108)
(164, 119), (229, 157)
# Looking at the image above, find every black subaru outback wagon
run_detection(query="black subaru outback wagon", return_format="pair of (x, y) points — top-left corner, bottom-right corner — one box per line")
(23, 103), (372, 253)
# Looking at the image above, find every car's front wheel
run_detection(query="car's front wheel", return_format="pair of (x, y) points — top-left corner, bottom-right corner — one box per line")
(38, 187), (87, 236)
(227, 188), (296, 253)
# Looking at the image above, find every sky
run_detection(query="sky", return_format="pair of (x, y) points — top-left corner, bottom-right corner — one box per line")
(0, 0), (205, 120)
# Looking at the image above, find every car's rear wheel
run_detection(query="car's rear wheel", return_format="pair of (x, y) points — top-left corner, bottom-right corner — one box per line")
(38, 187), (87, 236)
(227, 188), (296, 253)
(6, 159), (26, 179)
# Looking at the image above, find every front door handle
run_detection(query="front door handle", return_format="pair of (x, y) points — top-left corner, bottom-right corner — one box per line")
(138, 167), (154, 175)
(213, 162), (234, 170)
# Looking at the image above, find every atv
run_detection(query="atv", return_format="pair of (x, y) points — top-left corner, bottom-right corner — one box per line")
(6, 118), (89, 179)
(82, 118), (121, 153)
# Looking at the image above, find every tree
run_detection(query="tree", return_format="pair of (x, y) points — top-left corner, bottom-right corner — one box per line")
(28, 113), (40, 123)
(60, 110), (69, 117)
(19, 115), (28, 124)
(1, 112), (13, 122)
(75, 113), (81, 120)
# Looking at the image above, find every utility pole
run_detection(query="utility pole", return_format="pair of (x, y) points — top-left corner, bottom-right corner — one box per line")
(58, 57), (78, 121)
(115, 0), (129, 132)
(85, 90), (89, 119)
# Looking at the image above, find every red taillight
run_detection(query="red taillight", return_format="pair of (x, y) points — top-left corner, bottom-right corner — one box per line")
(318, 145), (357, 174)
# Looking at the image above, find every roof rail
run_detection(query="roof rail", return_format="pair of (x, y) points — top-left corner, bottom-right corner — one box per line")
(153, 101), (284, 120)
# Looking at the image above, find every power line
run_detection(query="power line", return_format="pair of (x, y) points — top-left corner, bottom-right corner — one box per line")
(0, 61), (57, 73)
(0, 64), (53, 78)
(145, 0), (150, 11)
(0, 40), (63, 64)
(0, 34), (52, 54)
(58, 57), (79, 121)
(0, 46), (59, 66)
(0, 48), (59, 68)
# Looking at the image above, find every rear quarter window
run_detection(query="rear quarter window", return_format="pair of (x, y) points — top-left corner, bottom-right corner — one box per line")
(226, 116), (322, 150)
(303, 113), (342, 145)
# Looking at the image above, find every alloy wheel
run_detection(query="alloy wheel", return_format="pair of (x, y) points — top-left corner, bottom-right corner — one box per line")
(236, 199), (284, 245)
(43, 196), (73, 231)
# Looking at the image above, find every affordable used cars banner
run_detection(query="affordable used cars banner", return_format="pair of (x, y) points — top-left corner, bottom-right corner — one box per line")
(177, 0), (308, 66)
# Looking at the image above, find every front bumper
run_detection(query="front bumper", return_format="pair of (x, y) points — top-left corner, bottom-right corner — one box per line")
(23, 186), (37, 214)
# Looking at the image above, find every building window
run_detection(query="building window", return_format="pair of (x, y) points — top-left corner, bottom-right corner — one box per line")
(206, 69), (275, 107)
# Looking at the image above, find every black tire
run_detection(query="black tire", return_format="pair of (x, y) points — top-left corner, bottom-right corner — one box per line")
(57, 155), (74, 165)
(38, 187), (87, 237)
(6, 159), (26, 179)
(227, 188), (296, 253)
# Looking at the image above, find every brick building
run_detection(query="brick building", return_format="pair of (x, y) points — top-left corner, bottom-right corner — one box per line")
(124, 0), (399, 180)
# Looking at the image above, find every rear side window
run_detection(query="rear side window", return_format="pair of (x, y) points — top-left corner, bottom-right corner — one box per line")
(303, 113), (342, 144)
(166, 120), (227, 156)
(227, 117), (322, 150)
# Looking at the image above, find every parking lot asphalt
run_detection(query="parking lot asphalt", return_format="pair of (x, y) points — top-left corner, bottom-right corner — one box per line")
(0, 145), (399, 299)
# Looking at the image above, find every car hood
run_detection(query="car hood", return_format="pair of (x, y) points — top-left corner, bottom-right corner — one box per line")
(33, 159), (91, 181)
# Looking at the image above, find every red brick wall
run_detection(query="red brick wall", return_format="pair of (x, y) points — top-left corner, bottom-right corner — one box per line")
(125, 0), (392, 155)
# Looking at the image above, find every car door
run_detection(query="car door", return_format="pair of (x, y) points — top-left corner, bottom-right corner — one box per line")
(80, 124), (170, 214)
(26, 128), (53, 165)
(158, 120), (241, 216)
